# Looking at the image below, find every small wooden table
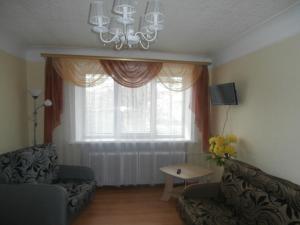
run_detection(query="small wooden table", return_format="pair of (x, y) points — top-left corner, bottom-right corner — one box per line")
(160, 163), (213, 201)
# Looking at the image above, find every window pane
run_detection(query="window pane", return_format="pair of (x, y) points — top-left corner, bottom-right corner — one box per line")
(85, 76), (114, 137)
(77, 76), (191, 141)
(117, 83), (151, 134)
(156, 79), (183, 136)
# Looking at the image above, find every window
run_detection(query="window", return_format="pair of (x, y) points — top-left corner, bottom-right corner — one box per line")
(75, 76), (192, 141)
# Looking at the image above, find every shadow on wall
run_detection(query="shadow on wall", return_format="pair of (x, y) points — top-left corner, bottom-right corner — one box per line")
(187, 150), (224, 182)
(210, 70), (248, 134)
(235, 79), (247, 105)
(187, 151), (210, 167)
(209, 73), (251, 181)
(237, 138), (255, 164)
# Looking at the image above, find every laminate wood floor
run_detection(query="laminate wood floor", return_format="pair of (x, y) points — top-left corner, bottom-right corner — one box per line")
(72, 186), (184, 225)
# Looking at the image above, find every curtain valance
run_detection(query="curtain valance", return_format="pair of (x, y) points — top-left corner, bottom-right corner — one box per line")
(158, 63), (202, 91)
(101, 60), (162, 88)
(52, 57), (202, 91)
(53, 58), (107, 86)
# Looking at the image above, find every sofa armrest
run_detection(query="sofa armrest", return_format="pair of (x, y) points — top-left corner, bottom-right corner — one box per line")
(182, 182), (221, 198)
(0, 183), (68, 225)
(57, 165), (95, 181)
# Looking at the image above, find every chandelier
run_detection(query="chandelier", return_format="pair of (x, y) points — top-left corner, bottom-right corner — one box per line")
(88, 0), (165, 50)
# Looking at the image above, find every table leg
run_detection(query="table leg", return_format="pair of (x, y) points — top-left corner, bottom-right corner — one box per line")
(161, 174), (174, 201)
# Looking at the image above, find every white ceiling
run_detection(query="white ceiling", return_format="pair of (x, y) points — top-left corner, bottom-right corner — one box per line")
(0, 0), (298, 56)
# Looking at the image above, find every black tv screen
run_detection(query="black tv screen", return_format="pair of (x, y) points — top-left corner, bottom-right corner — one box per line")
(210, 82), (238, 105)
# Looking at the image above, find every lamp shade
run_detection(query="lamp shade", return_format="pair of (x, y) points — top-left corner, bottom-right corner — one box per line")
(149, 22), (164, 32)
(92, 26), (108, 33)
(29, 89), (42, 98)
(44, 99), (52, 107)
(89, 1), (110, 26)
(139, 16), (150, 34)
(109, 16), (124, 35)
(145, 0), (164, 24)
(113, 0), (136, 15)
(140, 16), (163, 32)
(126, 24), (135, 34)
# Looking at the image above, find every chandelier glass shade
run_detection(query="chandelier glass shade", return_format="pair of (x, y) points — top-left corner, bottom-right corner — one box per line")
(88, 0), (165, 50)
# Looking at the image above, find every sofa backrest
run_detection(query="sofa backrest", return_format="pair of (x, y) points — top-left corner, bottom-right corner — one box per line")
(220, 159), (300, 224)
(0, 144), (58, 184)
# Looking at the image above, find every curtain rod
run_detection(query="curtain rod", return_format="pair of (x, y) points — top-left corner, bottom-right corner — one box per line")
(40, 53), (211, 65)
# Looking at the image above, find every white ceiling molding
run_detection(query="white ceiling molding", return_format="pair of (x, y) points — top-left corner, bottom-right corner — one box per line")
(25, 46), (212, 63)
(0, 30), (26, 58)
(213, 2), (300, 67)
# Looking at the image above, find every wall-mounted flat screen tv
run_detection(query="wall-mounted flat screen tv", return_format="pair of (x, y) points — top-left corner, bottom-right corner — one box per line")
(210, 82), (238, 105)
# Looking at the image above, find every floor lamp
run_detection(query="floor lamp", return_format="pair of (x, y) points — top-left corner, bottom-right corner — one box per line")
(29, 89), (52, 146)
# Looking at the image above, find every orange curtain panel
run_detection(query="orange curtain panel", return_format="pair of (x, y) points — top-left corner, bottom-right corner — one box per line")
(44, 58), (63, 143)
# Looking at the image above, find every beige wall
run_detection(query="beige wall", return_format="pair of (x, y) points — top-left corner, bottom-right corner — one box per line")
(26, 61), (45, 145)
(212, 34), (300, 185)
(0, 50), (45, 152)
(0, 50), (28, 153)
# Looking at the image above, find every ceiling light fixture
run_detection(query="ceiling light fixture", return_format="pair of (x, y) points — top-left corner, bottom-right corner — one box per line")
(88, 0), (165, 50)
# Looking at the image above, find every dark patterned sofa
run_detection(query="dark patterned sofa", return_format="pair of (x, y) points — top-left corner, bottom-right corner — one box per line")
(0, 144), (96, 225)
(178, 159), (300, 225)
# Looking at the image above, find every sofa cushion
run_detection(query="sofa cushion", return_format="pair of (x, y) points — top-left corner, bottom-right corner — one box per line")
(236, 185), (300, 225)
(221, 160), (300, 225)
(1, 150), (37, 183)
(55, 180), (96, 216)
(178, 196), (238, 225)
(0, 144), (58, 184)
(31, 145), (58, 184)
(221, 160), (261, 208)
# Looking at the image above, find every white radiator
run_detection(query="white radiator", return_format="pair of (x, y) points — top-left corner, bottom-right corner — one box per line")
(88, 151), (186, 186)
(58, 141), (188, 186)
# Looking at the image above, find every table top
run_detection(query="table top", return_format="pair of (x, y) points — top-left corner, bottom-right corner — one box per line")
(160, 163), (213, 180)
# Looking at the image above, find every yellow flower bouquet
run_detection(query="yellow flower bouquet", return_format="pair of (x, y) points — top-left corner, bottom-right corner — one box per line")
(207, 134), (238, 166)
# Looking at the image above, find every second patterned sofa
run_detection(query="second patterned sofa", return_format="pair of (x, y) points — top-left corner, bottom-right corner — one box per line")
(178, 159), (300, 225)
(0, 144), (96, 225)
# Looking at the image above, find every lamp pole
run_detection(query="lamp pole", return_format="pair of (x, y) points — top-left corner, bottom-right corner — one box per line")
(33, 96), (38, 146)
(29, 89), (52, 146)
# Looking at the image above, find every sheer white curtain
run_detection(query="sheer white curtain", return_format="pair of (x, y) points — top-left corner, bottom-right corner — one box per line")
(54, 78), (199, 186)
